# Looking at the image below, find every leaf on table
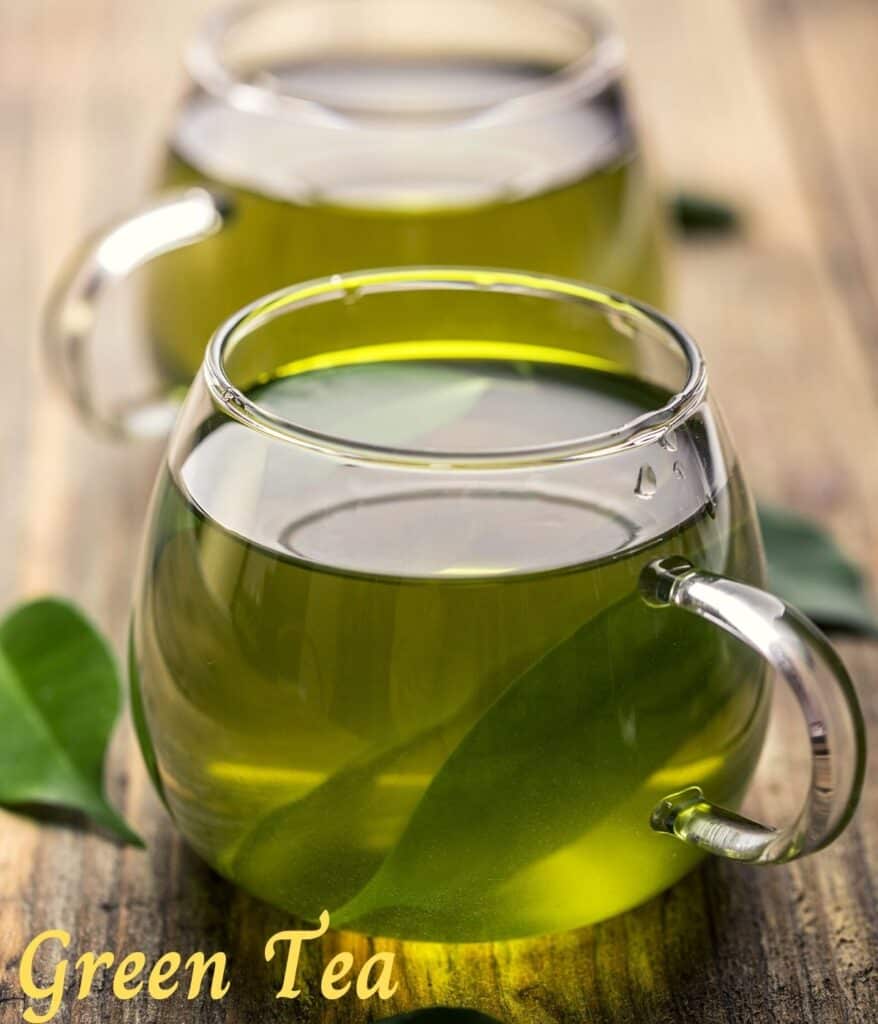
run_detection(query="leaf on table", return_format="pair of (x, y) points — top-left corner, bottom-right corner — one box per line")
(759, 504), (878, 637)
(377, 1010), (504, 1024)
(670, 192), (741, 236)
(0, 598), (143, 845)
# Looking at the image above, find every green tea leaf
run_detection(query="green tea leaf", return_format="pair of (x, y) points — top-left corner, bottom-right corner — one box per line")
(759, 504), (878, 637)
(670, 192), (741, 236)
(252, 362), (492, 451)
(377, 1011), (504, 1024)
(325, 588), (753, 939)
(230, 695), (489, 921)
(0, 599), (143, 845)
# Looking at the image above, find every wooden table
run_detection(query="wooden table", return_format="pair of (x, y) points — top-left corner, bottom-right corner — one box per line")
(0, 0), (875, 1021)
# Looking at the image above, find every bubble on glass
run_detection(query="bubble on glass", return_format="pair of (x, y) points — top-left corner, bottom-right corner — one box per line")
(673, 461), (686, 480)
(221, 386), (245, 410)
(619, 707), (637, 746)
(607, 310), (637, 338)
(661, 430), (678, 452)
(635, 464), (657, 499)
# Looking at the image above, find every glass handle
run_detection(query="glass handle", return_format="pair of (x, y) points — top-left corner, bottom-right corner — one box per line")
(43, 188), (228, 440)
(640, 555), (866, 864)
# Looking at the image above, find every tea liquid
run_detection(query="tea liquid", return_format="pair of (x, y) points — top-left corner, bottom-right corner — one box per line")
(131, 348), (768, 941)
(146, 60), (665, 380)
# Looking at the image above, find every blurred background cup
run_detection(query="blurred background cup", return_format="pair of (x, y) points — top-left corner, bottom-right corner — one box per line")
(43, 0), (667, 440)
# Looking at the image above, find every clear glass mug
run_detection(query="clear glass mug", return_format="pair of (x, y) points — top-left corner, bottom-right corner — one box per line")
(44, 0), (666, 439)
(129, 268), (865, 943)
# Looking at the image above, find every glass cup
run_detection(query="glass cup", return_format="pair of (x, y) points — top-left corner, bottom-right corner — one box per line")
(128, 268), (865, 942)
(45, 0), (666, 438)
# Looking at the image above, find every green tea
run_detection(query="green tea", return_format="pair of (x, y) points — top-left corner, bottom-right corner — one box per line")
(130, 345), (768, 941)
(146, 60), (666, 381)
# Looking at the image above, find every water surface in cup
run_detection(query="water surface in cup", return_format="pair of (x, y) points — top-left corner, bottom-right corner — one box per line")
(145, 59), (665, 380)
(131, 343), (768, 940)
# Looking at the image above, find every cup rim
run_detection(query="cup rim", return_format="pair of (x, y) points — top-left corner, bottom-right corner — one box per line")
(203, 268), (708, 470)
(184, 0), (625, 129)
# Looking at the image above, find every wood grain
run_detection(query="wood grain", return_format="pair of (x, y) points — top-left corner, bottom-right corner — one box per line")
(0, 0), (875, 1021)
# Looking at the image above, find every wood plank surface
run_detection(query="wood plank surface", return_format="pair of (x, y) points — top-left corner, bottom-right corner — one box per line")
(0, 1), (875, 1022)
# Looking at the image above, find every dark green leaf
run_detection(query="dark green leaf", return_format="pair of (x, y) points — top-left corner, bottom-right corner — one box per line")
(670, 192), (741, 236)
(759, 504), (878, 637)
(377, 1010), (504, 1024)
(0, 599), (143, 845)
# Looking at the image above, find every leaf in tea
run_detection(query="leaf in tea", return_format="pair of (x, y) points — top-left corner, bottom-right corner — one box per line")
(330, 581), (764, 938)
